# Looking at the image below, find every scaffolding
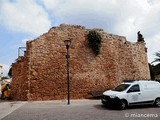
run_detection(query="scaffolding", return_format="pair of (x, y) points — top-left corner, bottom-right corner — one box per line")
(18, 47), (26, 57)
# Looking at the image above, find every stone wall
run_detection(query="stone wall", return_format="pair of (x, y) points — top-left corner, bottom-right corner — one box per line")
(11, 24), (150, 100)
(12, 56), (29, 100)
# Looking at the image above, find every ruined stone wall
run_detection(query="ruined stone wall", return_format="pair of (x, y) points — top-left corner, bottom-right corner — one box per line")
(11, 24), (150, 100)
(11, 56), (29, 100)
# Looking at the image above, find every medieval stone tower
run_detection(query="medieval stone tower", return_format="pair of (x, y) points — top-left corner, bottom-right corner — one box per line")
(11, 24), (150, 100)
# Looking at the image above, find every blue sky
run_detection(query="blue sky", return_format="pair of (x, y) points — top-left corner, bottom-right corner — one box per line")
(0, 0), (160, 76)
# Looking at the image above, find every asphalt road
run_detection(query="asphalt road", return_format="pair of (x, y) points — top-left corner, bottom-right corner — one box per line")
(0, 99), (160, 120)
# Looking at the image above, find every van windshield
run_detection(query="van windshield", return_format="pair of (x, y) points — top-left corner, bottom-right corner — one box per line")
(113, 84), (130, 92)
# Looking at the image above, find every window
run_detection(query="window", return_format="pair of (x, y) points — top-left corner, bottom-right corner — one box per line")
(127, 84), (140, 93)
(113, 84), (131, 92)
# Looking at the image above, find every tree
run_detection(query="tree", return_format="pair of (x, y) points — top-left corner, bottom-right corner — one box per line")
(152, 51), (160, 64)
(137, 31), (145, 42)
(148, 63), (155, 79)
(150, 51), (160, 79)
(8, 67), (12, 78)
(150, 63), (160, 80)
(2, 76), (9, 80)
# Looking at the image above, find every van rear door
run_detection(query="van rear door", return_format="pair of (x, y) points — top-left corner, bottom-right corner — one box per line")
(140, 83), (157, 103)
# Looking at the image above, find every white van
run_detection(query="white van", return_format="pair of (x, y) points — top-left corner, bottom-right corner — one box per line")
(101, 80), (160, 109)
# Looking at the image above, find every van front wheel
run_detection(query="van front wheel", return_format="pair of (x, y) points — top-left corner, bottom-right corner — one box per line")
(119, 100), (127, 110)
(154, 98), (160, 107)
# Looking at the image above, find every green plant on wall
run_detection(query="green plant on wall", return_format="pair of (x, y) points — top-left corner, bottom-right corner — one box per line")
(87, 30), (102, 56)
(137, 31), (145, 42)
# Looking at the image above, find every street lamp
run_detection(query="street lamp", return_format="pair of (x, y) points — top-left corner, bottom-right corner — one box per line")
(64, 40), (71, 105)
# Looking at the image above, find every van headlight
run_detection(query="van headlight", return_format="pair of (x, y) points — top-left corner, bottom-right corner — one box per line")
(110, 95), (116, 98)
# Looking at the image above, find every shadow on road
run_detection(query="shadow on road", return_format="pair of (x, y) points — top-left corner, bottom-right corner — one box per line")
(93, 104), (122, 111)
(127, 105), (159, 110)
(93, 104), (108, 110)
(93, 104), (159, 111)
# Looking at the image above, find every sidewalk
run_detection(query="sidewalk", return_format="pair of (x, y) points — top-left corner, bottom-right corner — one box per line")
(29, 99), (100, 105)
(0, 99), (100, 119)
(0, 99), (159, 120)
(0, 100), (27, 119)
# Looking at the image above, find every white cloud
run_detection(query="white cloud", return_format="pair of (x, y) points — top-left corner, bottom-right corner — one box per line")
(139, 1), (160, 63)
(146, 34), (160, 63)
(21, 38), (32, 46)
(0, 0), (160, 63)
(42, 0), (151, 37)
(0, 0), (51, 36)
(42, 0), (160, 63)
(42, 0), (120, 30)
(140, 2), (160, 38)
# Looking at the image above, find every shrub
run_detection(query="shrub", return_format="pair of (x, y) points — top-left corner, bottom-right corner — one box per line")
(87, 30), (102, 56)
